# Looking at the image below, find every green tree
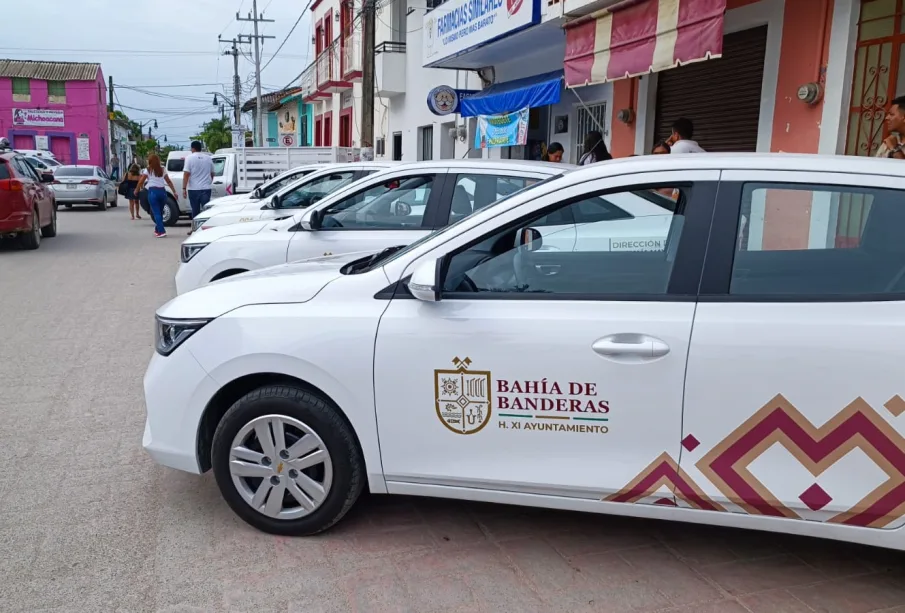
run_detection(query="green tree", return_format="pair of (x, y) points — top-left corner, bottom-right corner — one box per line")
(112, 110), (142, 139)
(134, 138), (158, 161)
(192, 117), (232, 152)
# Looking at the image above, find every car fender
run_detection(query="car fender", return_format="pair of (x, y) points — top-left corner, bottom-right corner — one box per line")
(201, 257), (263, 284)
(193, 349), (388, 494)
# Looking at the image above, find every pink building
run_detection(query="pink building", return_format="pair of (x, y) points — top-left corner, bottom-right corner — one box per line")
(0, 60), (108, 167)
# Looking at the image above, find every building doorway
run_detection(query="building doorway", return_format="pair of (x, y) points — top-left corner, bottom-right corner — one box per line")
(392, 132), (402, 160)
(51, 136), (72, 164)
(653, 25), (767, 152)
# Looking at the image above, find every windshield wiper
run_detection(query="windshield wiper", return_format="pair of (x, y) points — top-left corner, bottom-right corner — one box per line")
(342, 245), (407, 275)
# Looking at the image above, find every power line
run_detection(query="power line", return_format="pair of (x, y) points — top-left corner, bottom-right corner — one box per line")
(260, 2), (310, 74)
(0, 46), (306, 59)
(114, 82), (231, 89)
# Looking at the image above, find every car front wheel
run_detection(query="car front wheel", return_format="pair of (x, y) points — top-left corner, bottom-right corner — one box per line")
(162, 197), (179, 227)
(211, 385), (364, 536)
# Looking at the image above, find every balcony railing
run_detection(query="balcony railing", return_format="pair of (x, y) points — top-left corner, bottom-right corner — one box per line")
(342, 29), (362, 79)
(375, 41), (406, 54)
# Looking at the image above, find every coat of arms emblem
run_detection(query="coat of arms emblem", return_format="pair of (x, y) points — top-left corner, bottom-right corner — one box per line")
(435, 357), (492, 435)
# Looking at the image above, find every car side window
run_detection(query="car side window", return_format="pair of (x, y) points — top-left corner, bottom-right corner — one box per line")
(13, 157), (37, 181)
(731, 183), (905, 296)
(0, 162), (9, 180)
(212, 158), (226, 177)
(448, 174), (538, 223)
(442, 184), (687, 297)
(281, 171), (357, 208)
(320, 174), (435, 230)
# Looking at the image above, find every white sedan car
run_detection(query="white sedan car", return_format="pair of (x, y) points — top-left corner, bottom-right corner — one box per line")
(190, 162), (394, 233)
(145, 153), (905, 549)
(201, 164), (323, 211)
(175, 160), (563, 294)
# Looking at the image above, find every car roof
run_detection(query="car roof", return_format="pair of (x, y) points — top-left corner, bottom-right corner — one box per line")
(556, 152), (905, 183)
(387, 159), (574, 173)
(57, 165), (99, 170)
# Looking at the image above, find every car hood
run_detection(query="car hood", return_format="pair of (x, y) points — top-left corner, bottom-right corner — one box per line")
(157, 251), (376, 319)
(201, 202), (260, 217)
(186, 218), (273, 244)
(210, 194), (254, 205)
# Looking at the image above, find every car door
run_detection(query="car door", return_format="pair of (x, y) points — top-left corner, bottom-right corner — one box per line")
(211, 155), (229, 198)
(12, 157), (49, 225)
(373, 170), (720, 501)
(97, 168), (115, 200)
(681, 169), (905, 529)
(286, 170), (447, 262)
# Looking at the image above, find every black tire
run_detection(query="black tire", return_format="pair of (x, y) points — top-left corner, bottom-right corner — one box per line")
(162, 196), (179, 227)
(18, 208), (40, 250)
(41, 205), (57, 238)
(109, 193), (118, 208)
(139, 189), (150, 215)
(211, 385), (364, 536)
(97, 193), (107, 211)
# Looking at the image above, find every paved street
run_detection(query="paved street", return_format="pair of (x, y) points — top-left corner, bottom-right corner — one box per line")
(1, 200), (905, 613)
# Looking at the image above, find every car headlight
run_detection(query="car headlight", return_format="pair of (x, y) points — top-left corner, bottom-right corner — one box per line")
(181, 242), (208, 263)
(155, 316), (210, 356)
(192, 217), (208, 232)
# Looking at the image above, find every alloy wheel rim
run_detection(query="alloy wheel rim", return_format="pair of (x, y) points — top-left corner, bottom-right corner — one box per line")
(229, 415), (334, 520)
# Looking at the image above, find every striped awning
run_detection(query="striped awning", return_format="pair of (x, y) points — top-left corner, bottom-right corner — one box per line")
(564, 0), (727, 88)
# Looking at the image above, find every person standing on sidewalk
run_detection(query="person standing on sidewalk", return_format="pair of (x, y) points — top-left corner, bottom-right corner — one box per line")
(183, 141), (214, 235)
(135, 153), (178, 238)
(667, 118), (705, 153)
(110, 153), (120, 181)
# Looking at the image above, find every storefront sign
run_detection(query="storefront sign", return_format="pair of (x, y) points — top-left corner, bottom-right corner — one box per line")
(77, 137), (90, 161)
(423, 0), (538, 67)
(13, 108), (65, 128)
(475, 107), (529, 149)
(34, 135), (49, 151)
(426, 85), (478, 116)
(281, 134), (296, 147)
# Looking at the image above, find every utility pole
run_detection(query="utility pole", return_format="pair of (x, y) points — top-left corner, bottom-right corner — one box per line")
(361, 0), (376, 156)
(107, 75), (114, 172)
(237, 1), (275, 147)
(220, 37), (245, 128)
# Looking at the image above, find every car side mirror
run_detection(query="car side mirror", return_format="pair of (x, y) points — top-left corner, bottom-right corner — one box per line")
(300, 209), (322, 231)
(252, 187), (261, 199)
(394, 201), (412, 217)
(40, 173), (55, 183)
(517, 227), (543, 252)
(271, 194), (282, 209)
(407, 258), (442, 302)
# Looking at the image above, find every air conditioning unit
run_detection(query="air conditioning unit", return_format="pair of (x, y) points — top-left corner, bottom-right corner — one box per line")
(447, 125), (467, 142)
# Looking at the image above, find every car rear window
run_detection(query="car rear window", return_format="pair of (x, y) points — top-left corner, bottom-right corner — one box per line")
(0, 162), (9, 180)
(55, 167), (95, 177)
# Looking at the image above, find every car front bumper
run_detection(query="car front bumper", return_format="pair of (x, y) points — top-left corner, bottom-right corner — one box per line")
(143, 347), (221, 474)
(52, 185), (104, 203)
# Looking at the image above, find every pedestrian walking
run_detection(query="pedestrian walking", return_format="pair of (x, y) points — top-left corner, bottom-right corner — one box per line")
(122, 163), (143, 220)
(666, 118), (705, 153)
(877, 95), (905, 159)
(183, 140), (214, 235)
(578, 131), (612, 165)
(135, 153), (178, 238)
(110, 153), (120, 181)
(542, 142), (565, 162)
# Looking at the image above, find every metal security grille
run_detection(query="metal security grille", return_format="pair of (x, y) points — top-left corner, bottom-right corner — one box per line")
(574, 102), (607, 162)
(653, 26), (767, 152)
(420, 126), (434, 161)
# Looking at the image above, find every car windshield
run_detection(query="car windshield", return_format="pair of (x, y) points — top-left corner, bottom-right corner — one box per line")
(55, 167), (95, 177)
(42, 158), (61, 166)
(351, 173), (562, 273)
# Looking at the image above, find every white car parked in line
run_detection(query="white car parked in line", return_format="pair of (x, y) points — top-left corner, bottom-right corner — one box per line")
(190, 162), (396, 233)
(201, 164), (324, 211)
(145, 153), (905, 549)
(175, 160), (565, 294)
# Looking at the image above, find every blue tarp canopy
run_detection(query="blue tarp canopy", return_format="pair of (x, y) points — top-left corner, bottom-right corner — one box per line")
(459, 70), (563, 118)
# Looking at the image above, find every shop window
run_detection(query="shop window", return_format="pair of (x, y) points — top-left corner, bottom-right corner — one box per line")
(573, 103), (607, 162)
(47, 80), (66, 103)
(12, 78), (30, 101)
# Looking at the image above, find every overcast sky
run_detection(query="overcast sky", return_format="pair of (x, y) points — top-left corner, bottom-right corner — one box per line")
(4, 0), (311, 146)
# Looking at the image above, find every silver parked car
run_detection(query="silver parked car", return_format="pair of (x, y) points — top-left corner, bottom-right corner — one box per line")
(51, 166), (117, 210)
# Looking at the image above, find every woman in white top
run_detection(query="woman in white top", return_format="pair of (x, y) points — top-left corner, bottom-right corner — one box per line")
(135, 153), (178, 237)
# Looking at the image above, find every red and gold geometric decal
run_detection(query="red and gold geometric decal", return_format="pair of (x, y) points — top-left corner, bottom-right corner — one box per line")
(698, 394), (905, 529)
(605, 452), (724, 512)
(609, 394), (905, 529)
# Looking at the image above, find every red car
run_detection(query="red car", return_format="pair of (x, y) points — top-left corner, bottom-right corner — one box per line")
(0, 149), (57, 249)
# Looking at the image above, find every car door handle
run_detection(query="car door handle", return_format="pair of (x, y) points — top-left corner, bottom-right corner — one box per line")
(592, 334), (670, 362)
